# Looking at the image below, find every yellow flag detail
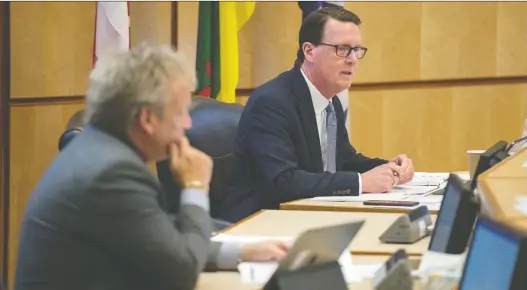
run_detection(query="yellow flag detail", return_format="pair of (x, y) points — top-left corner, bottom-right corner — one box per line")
(217, 2), (255, 103)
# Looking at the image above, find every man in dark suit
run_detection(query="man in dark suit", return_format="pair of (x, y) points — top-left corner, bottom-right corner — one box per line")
(224, 7), (415, 223)
(15, 44), (286, 290)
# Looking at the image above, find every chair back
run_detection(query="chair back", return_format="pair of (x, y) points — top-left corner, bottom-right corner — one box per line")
(58, 110), (85, 151)
(157, 96), (243, 218)
(57, 97), (243, 219)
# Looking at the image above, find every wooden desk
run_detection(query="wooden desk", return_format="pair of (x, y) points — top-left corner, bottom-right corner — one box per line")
(196, 272), (425, 290)
(478, 148), (527, 222)
(280, 199), (439, 214)
(197, 256), (423, 290)
(478, 178), (527, 221)
(481, 149), (527, 179)
(280, 172), (470, 214)
(224, 210), (435, 256)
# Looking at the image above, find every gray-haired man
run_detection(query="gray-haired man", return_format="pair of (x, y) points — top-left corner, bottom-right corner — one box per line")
(14, 44), (286, 290)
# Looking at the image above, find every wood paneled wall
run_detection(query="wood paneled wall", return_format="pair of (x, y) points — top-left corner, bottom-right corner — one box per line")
(4, 1), (527, 289)
(178, 2), (527, 87)
(6, 2), (171, 288)
(0, 2), (8, 286)
(348, 83), (527, 172)
(177, 1), (527, 171)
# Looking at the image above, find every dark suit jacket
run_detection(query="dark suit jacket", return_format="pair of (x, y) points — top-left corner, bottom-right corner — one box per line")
(223, 67), (388, 222)
(15, 125), (221, 290)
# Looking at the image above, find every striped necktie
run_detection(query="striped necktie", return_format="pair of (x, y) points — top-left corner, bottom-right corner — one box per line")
(325, 102), (337, 173)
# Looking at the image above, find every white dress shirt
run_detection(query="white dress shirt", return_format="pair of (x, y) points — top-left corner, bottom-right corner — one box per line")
(300, 69), (362, 194)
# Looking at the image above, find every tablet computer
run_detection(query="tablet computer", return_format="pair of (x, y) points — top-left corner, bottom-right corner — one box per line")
(276, 220), (365, 272)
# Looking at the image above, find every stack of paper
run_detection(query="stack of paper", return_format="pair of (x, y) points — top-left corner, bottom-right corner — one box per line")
(514, 196), (527, 216)
(311, 194), (442, 203)
(212, 234), (384, 285)
(306, 172), (449, 211)
(236, 250), (369, 284)
(237, 261), (385, 284)
(417, 250), (467, 286)
(212, 234), (293, 244)
(406, 172), (449, 187)
(310, 195), (442, 211)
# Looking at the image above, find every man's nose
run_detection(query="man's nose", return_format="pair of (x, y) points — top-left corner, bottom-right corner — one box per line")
(346, 51), (358, 64)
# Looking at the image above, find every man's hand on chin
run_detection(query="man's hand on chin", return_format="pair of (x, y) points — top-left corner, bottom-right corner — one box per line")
(390, 154), (414, 185)
(240, 241), (288, 262)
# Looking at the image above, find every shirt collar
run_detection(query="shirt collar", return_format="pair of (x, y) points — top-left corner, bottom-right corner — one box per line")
(300, 68), (331, 114)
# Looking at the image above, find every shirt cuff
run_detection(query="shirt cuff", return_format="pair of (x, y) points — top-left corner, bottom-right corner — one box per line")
(216, 242), (242, 270)
(357, 173), (362, 195)
(180, 188), (210, 212)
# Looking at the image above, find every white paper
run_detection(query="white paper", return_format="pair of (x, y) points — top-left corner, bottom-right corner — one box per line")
(515, 196), (527, 205)
(515, 204), (527, 216)
(418, 195), (443, 203)
(237, 259), (382, 285)
(406, 172), (449, 187)
(421, 203), (441, 211)
(354, 263), (383, 279)
(513, 196), (527, 216)
(217, 234), (362, 284)
(211, 234), (293, 244)
(238, 262), (278, 284)
(311, 194), (405, 202)
(311, 191), (444, 203)
(237, 249), (361, 284)
(453, 172), (470, 182)
(417, 250), (467, 278)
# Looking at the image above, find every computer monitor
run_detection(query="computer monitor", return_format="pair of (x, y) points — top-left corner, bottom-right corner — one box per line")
(470, 140), (509, 190)
(459, 216), (527, 290)
(428, 174), (478, 254)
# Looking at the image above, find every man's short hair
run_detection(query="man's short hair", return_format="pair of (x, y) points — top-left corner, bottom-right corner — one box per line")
(84, 44), (195, 136)
(295, 6), (361, 67)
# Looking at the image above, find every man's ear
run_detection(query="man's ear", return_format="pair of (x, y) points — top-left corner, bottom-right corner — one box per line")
(137, 107), (157, 135)
(303, 42), (316, 62)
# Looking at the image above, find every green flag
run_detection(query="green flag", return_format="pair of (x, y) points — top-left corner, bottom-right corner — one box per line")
(195, 2), (220, 99)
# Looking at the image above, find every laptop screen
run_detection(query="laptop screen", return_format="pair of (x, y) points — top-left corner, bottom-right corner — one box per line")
(459, 218), (520, 290)
(428, 176), (462, 252)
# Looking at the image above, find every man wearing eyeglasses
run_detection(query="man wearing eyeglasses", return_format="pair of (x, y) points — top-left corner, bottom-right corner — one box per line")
(223, 6), (415, 223)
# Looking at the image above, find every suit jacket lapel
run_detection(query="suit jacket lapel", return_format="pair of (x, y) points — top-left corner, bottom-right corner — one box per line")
(291, 67), (324, 173)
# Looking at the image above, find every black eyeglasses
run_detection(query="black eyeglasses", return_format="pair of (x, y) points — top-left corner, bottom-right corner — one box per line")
(318, 43), (368, 59)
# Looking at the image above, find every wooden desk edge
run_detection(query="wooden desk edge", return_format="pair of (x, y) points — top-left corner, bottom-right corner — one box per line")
(218, 210), (266, 234)
(280, 200), (439, 214)
(217, 209), (425, 257)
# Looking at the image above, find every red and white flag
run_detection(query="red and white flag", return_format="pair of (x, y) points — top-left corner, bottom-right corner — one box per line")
(93, 1), (130, 64)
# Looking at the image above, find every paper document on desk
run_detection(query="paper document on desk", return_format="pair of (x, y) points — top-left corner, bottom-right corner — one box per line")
(216, 234), (363, 284)
(211, 234), (293, 244)
(237, 256), (380, 285)
(311, 190), (444, 203)
(310, 192), (442, 211)
(406, 172), (449, 186)
(512, 196), (527, 216)
(453, 171), (470, 182)
(417, 250), (467, 284)
(212, 234), (352, 263)
(311, 194), (405, 202)
(238, 249), (357, 283)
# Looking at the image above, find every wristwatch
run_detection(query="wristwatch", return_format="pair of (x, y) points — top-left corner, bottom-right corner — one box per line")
(184, 180), (209, 192)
